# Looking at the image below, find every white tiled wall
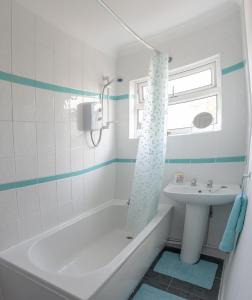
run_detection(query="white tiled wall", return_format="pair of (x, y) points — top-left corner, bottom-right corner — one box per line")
(0, 0), (248, 255)
(0, 0), (116, 251)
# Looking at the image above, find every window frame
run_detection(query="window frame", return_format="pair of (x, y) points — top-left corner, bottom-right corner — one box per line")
(129, 55), (222, 139)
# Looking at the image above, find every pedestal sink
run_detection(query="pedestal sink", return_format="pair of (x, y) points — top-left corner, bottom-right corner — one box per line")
(163, 183), (240, 264)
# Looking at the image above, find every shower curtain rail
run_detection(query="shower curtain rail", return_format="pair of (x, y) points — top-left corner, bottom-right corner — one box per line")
(97, 0), (172, 62)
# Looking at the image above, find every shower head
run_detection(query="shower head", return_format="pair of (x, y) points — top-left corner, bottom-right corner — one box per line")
(103, 76), (123, 88)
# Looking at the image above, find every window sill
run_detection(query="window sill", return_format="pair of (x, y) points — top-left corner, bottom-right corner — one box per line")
(129, 127), (222, 140)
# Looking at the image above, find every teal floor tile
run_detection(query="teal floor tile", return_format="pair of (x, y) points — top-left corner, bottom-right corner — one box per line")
(133, 284), (186, 300)
(154, 251), (218, 289)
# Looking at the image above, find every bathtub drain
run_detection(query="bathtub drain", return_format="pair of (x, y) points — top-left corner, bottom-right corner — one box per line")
(126, 236), (133, 240)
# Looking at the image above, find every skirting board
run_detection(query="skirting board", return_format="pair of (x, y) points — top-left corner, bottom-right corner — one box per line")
(165, 240), (227, 260)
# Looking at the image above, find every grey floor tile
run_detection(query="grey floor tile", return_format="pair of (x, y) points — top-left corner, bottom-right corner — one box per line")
(166, 287), (191, 298)
(190, 279), (220, 300)
(143, 276), (170, 291)
(169, 278), (194, 293)
(145, 270), (172, 283)
(128, 247), (222, 300)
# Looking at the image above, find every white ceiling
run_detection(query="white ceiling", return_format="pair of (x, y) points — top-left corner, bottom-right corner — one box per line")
(16, 0), (240, 56)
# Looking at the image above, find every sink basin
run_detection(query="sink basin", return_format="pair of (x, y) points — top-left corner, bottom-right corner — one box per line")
(163, 182), (240, 264)
(164, 183), (240, 206)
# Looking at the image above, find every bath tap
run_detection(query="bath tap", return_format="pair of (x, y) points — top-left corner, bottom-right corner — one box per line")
(191, 178), (197, 186)
(207, 180), (213, 188)
(127, 198), (131, 206)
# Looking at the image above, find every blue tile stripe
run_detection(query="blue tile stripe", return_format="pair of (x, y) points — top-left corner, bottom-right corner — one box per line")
(0, 61), (245, 102)
(115, 158), (137, 163)
(116, 156), (246, 164)
(0, 156), (245, 192)
(0, 70), (100, 99)
(0, 159), (116, 192)
(222, 61), (245, 75)
(109, 94), (129, 100)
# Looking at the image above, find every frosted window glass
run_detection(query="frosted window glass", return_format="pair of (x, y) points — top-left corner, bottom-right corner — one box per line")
(168, 69), (212, 95)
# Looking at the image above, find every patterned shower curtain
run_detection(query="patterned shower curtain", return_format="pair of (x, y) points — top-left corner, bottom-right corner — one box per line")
(127, 53), (169, 235)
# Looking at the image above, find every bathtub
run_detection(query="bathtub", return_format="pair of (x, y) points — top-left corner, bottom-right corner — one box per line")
(0, 200), (172, 300)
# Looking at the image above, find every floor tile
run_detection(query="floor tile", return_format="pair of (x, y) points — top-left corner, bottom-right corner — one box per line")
(132, 284), (186, 300)
(128, 247), (223, 300)
(154, 251), (218, 289)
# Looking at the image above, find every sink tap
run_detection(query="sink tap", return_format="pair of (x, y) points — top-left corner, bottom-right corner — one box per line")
(207, 180), (213, 188)
(191, 178), (197, 186)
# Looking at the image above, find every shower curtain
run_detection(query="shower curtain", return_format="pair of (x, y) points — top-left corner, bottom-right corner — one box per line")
(127, 53), (169, 235)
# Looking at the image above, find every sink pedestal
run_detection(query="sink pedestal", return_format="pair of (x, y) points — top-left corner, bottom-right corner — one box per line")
(180, 204), (209, 264)
(163, 182), (240, 264)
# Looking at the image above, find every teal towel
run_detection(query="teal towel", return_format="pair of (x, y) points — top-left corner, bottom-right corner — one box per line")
(219, 193), (248, 252)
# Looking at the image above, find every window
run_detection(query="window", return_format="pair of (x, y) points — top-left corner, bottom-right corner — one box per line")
(129, 55), (222, 138)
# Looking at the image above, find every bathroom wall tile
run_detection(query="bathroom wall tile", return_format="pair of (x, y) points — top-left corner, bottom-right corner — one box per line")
(17, 186), (40, 218)
(0, 158), (15, 183)
(36, 89), (54, 122)
(0, 190), (18, 225)
(71, 147), (84, 171)
(95, 127), (115, 163)
(55, 122), (70, 151)
(35, 16), (54, 48)
(13, 122), (37, 156)
(71, 121), (84, 149)
(0, 0), (11, 72)
(0, 1), (117, 247)
(69, 38), (83, 90)
(41, 208), (58, 231)
(0, 221), (20, 252)
(71, 176), (84, 203)
(82, 44), (101, 92)
(56, 150), (71, 174)
(72, 175), (86, 215)
(101, 165), (115, 201)
(85, 169), (107, 208)
(0, 81), (12, 121)
(83, 149), (95, 168)
(35, 44), (54, 83)
(12, 84), (36, 121)
(115, 164), (135, 200)
(54, 93), (70, 122)
(12, 1), (35, 78)
(38, 152), (56, 177)
(37, 122), (55, 154)
(58, 202), (73, 223)
(15, 155), (37, 181)
(53, 32), (69, 86)
(38, 182), (57, 213)
(18, 212), (42, 240)
(73, 198), (86, 216)
(57, 178), (71, 205)
(69, 96), (83, 122)
(35, 17), (54, 82)
(0, 121), (14, 158)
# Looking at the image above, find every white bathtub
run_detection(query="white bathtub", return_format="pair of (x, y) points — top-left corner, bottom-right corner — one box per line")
(0, 200), (172, 300)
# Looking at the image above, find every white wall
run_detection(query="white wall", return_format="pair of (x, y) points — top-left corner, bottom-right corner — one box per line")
(0, 0), (116, 251)
(114, 6), (247, 252)
(221, 0), (252, 299)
